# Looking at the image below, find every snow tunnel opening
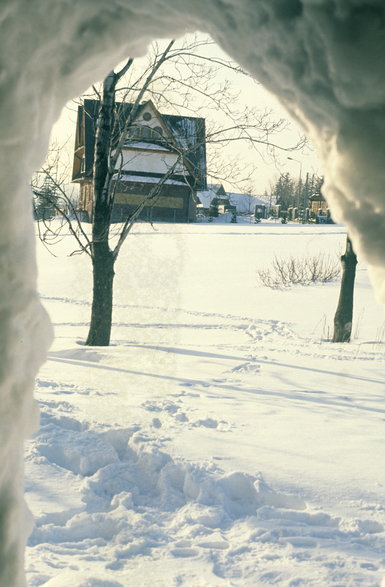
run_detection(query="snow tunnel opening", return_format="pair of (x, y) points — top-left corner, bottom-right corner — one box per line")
(2, 2), (385, 586)
(30, 0), (385, 305)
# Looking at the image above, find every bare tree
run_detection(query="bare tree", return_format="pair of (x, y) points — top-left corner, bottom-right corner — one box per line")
(35, 36), (306, 346)
(31, 143), (84, 250)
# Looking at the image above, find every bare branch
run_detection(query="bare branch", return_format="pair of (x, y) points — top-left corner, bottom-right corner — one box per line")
(40, 168), (91, 251)
(115, 58), (134, 80)
(108, 40), (176, 175)
(112, 156), (181, 260)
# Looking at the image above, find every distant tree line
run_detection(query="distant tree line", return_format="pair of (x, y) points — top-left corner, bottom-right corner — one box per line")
(267, 172), (323, 211)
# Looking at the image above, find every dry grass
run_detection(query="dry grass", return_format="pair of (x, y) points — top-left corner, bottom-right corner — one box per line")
(257, 254), (341, 288)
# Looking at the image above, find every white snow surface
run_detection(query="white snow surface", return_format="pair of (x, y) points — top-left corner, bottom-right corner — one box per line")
(2, 1), (385, 585)
(126, 142), (171, 152)
(26, 219), (385, 586)
(119, 174), (187, 186)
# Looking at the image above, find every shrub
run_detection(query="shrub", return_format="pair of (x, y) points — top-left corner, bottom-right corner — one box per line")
(257, 253), (340, 288)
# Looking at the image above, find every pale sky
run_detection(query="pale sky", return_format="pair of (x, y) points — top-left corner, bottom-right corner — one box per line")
(51, 33), (321, 195)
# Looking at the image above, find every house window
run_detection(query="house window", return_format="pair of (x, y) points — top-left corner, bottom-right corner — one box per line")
(126, 126), (140, 140)
(125, 124), (165, 143)
(143, 112), (152, 121)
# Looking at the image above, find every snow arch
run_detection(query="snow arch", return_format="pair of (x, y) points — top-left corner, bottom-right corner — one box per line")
(1, 0), (385, 584)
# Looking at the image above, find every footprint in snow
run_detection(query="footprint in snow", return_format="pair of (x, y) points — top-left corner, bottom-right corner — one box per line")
(197, 539), (229, 550)
(360, 562), (378, 571)
(143, 401), (191, 425)
(193, 417), (218, 428)
(190, 417), (231, 431)
(170, 547), (200, 558)
(231, 362), (261, 374)
(173, 389), (201, 398)
(141, 400), (162, 412)
(36, 379), (61, 388)
(180, 381), (210, 388)
(142, 400), (182, 415)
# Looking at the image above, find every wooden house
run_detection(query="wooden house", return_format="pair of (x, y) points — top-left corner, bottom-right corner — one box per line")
(197, 185), (268, 217)
(309, 192), (334, 223)
(226, 192), (269, 217)
(196, 184), (232, 216)
(309, 193), (328, 215)
(72, 99), (207, 222)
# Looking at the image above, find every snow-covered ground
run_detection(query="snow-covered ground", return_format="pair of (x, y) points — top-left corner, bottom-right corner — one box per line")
(26, 218), (385, 586)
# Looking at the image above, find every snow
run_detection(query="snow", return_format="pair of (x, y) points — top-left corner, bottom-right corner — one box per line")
(196, 188), (217, 208)
(119, 174), (187, 186)
(25, 219), (385, 586)
(2, 1), (385, 584)
(125, 142), (170, 152)
(227, 193), (269, 214)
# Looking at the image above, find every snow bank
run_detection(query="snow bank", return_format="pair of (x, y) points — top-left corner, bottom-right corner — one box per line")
(42, 577), (123, 587)
(25, 402), (315, 585)
(27, 393), (385, 586)
(2, 0), (385, 584)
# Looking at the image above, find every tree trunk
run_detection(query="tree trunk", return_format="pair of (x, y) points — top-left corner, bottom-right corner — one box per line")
(332, 236), (357, 342)
(86, 242), (115, 346)
(85, 71), (117, 346)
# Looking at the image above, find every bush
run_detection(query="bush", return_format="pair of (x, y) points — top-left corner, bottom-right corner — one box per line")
(257, 254), (340, 288)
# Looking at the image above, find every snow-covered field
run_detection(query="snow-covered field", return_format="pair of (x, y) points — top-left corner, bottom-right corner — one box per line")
(26, 219), (385, 586)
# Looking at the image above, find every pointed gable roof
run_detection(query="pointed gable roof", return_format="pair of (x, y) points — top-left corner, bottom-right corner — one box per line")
(73, 99), (207, 190)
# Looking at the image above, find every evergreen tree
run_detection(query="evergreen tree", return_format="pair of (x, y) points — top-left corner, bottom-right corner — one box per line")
(272, 172), (295, 211)
(294, 176), (303, 208)
(32, 177), (59, 221)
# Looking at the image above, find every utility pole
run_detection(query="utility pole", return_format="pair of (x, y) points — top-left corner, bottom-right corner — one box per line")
(287, 156), (303, 221)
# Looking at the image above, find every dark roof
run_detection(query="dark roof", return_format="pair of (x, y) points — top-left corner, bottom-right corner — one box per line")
(162, 114), (206, 190)
(74, 99), (206, 190)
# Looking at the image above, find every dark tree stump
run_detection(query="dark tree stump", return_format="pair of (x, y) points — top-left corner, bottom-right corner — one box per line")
(332, 236), (357, 343)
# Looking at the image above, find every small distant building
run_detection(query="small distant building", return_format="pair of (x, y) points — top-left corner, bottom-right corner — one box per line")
(227, 192), (269, 218)
(72, 99), (207, 223)
(196, 185), (269, 218)
(196, 184), (230, 216)
(309, 192), (333, 223)
(309, 193), (328, 215)
(254, 202), (267, 220)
